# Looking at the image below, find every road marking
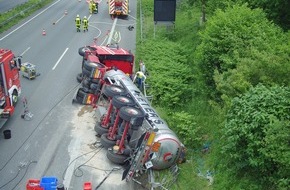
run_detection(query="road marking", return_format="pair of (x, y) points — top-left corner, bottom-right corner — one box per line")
(20, 47), (31, 56)
(24, 144), (30, 151)
(54, 14), (65, 25)
(52, 48), (69, 70)
(0, 0), (61, 41)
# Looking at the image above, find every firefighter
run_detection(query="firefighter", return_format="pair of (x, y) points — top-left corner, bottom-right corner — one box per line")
(82, 16), (88, 32)
(133, 71), (146, 90)
(75, 15), (81, 32)
(89, 0), (97, 14)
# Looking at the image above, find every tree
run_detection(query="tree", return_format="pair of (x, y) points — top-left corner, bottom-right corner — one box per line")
(139, 39), (194, 108)
(195, 4), (290, 102)
(222, 84), (290, 189)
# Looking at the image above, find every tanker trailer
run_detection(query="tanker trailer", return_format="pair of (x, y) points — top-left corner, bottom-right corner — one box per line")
(101, 69), (185, 171)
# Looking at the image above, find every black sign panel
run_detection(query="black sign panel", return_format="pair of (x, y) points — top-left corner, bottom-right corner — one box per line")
(154, 0), (176, 22)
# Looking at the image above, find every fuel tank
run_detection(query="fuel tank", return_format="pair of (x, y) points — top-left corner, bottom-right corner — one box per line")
(103, 69), (183, 170)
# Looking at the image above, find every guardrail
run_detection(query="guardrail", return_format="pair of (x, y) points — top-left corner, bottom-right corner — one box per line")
(0, 0), (46, 30)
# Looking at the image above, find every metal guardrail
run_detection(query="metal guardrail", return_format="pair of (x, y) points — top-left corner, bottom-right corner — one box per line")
(0, 0), (45, 29)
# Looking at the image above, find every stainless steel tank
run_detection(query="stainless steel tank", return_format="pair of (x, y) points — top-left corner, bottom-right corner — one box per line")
(103, 69), (183, 170)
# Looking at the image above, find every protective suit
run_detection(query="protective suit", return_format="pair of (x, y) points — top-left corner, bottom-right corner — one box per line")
(75, 15), (81, 32)
(82, 16), (88, 32)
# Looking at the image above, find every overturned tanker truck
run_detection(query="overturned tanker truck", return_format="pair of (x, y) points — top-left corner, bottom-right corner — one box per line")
(74, 47), (186, 185)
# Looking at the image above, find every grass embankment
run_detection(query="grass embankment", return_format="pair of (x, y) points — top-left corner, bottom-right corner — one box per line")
(135, 1), (226, 189)
(0, 0), (53, 34)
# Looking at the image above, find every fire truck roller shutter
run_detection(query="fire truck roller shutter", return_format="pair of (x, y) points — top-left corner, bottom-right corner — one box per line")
(78, 46), (97, 57)
(103, 85), (127, 98)
(112, 95), (135, 109)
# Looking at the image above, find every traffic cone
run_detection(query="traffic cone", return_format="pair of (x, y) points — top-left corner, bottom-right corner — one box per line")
(42, 29), (46, 36)
(65, 10), (68, 15)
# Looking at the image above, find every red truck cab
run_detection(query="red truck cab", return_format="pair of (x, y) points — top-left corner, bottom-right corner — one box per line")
(0, 48), (21, 127)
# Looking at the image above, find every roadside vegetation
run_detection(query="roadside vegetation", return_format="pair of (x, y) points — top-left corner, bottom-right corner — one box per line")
(0, 0), (53, 33)
(136, 0), (290, 190)
(1, 0), (289, 189)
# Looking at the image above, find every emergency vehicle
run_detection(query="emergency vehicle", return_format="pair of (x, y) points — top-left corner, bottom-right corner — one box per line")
(109, 0), (129, 17)
(0, 48), (22, 128)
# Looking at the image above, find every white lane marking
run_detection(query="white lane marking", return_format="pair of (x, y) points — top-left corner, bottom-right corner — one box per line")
(20, 47), (31, 56)
(52, 48), (69, 70)
(0, 0), (61, 41)
(24, 144), (30, 151)
(54, 14), (65, 25)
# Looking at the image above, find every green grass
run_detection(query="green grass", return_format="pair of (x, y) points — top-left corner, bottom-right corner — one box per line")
(0, 0), (53, 33)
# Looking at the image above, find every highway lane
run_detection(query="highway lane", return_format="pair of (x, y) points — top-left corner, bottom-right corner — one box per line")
(0, 0), (138, 189)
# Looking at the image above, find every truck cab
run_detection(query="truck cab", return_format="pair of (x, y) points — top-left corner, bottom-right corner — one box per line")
(0, 48), (21, 127)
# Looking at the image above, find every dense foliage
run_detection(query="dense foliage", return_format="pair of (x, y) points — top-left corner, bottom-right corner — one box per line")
(195, 4), (290, 102)
(139, 39), (195, 108)
(222, 85), (290, 189)
(205, 0), (290, 30)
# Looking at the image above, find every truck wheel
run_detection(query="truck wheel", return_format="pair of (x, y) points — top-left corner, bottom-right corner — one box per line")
(94, 122), (109, 135)
(119, 106), (144, 122)
(101, 133), (117, 148)
(82, 67), (91, 78)
(82, 78), (91, 88)
(83, 60), (105, 72)
(103, 85), (126, 98)
(12, 90), (18, 106)
(78, 46), (96, 57)
(77, 73), (83, 83)
(107, 148), (129, 165)
(112, 95), (135, 109)
(90, 83), (99, 90)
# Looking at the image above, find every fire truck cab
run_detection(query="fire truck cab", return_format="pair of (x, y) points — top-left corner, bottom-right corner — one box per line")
(0, 48), (22, 128)
(108, 0), (129, 17)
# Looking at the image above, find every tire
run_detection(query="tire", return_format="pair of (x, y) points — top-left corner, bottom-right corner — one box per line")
(94, 122), (109, 135)
(82, 67), (91, 78)
(76, 73), (83, 83)
(112, 95), (135, 109)
(78, 46), (96, 57)
(12, 90), (18, 106)
(83, 60), (105, 72)
(82, 78), (91, 88)
(107, 148), (129, 165)
(103, 85), (126, 98)
(90, 83), (100, 90)
(77, 88), (87, 98)
(119, 106), (144, 123)
(101, 133), (117, 149)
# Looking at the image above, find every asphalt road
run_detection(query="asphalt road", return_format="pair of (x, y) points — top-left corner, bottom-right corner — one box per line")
(0, 0), (29, 13)
(0, 0), (138, 189)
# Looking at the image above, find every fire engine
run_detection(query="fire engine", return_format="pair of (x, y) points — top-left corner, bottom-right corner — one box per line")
(0, 48), (22, 128)
(109, 0), (129, 17)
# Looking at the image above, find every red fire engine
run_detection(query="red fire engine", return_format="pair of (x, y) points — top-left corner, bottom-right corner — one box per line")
(108, 0), (129, 17)
(0, 48), (22, 128)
